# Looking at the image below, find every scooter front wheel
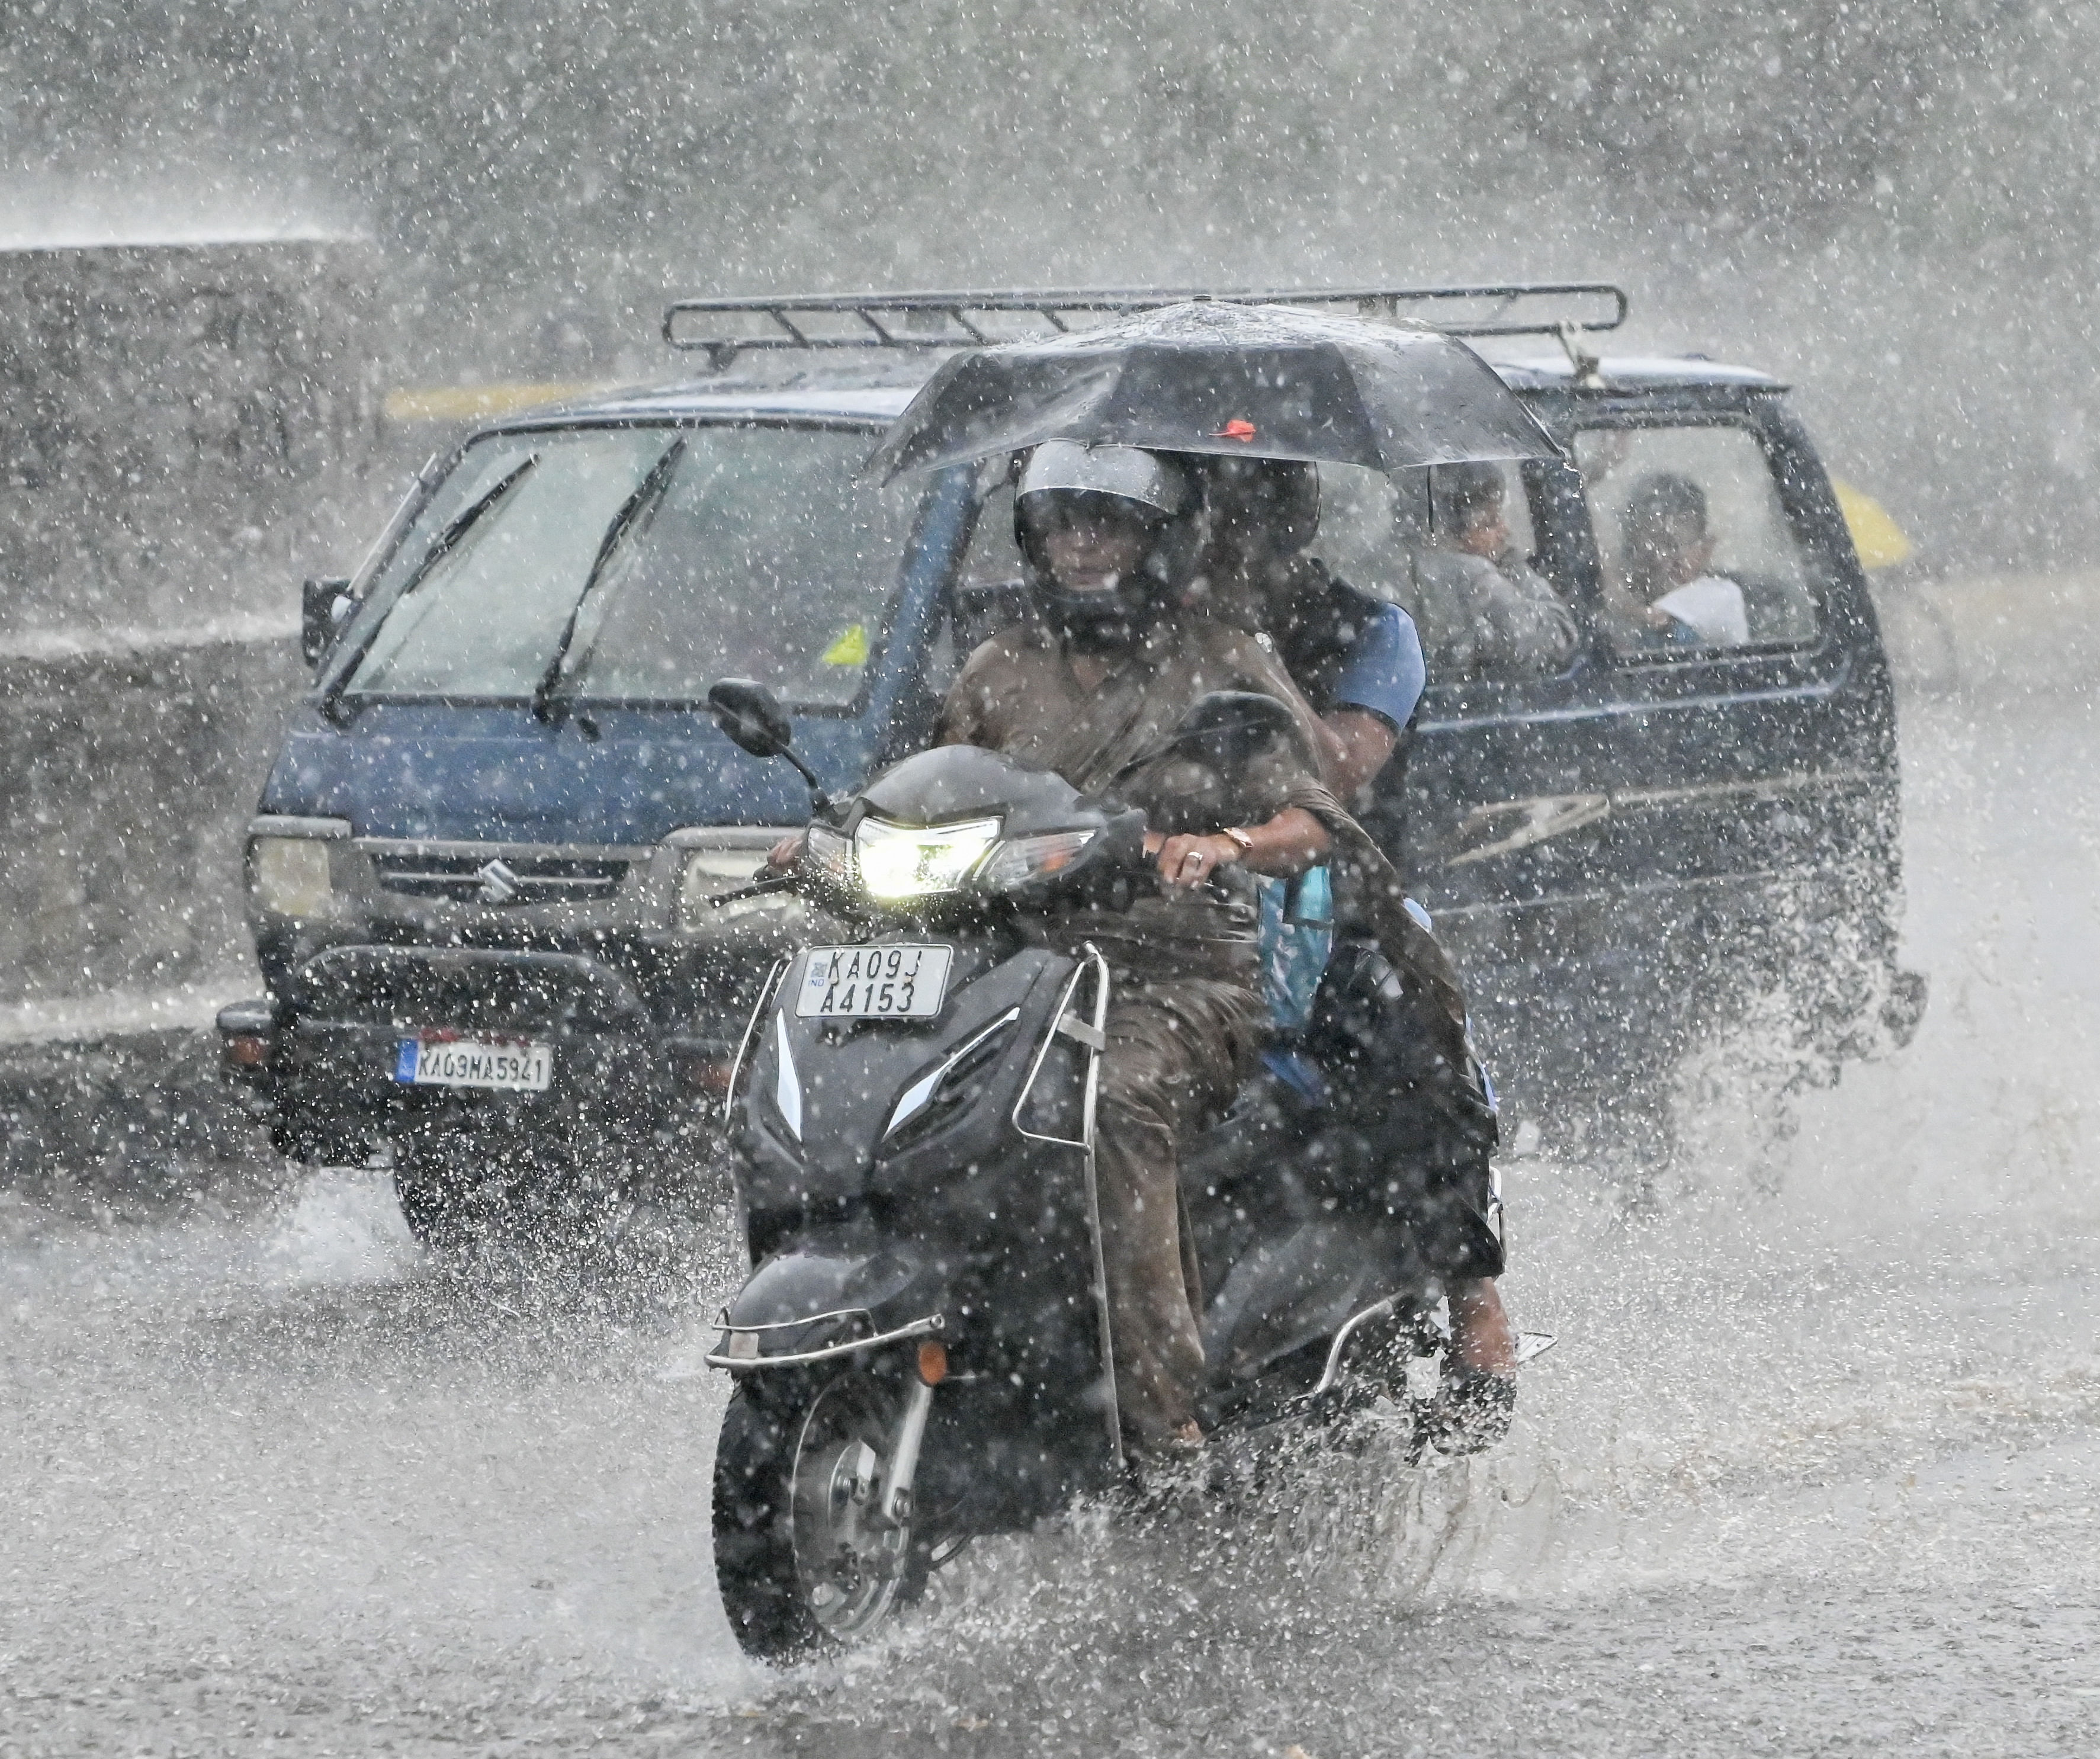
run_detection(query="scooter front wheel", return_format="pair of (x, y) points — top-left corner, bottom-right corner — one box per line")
(712, 1370), (929, 1658)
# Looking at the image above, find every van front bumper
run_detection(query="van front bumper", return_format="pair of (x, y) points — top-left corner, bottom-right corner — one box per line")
(218, 946), (740, 1164)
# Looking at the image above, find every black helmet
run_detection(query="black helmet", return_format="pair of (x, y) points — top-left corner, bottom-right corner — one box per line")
(1200, 455), (1321, 560)
(1015, 442), (1195, 651)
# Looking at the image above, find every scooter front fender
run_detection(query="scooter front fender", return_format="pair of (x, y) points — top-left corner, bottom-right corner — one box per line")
(709, 1226), (952, 1370)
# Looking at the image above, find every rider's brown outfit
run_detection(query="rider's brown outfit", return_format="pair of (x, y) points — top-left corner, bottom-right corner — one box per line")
(938, 609), (1335, 1450)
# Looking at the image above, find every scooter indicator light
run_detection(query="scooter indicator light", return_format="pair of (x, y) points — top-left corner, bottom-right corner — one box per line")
(916, 1339), (949, 1385)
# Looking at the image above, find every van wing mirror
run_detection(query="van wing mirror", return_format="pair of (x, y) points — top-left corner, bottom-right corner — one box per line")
(707, 677), (795, 759)
(1171, 691), (1299, 775)
(300, 577), (354, 669)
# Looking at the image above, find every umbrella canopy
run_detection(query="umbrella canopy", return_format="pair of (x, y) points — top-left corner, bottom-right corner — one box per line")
(865, 300), (1561, 481)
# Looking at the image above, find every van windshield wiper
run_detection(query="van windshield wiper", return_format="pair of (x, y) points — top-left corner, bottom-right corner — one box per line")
(396, 454), (540, 601)
(320, 454), (540, 718)
(532, 437), (686, 724)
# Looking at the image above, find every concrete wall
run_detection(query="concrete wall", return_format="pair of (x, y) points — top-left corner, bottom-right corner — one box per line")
(0, 240), (381, 638)
(0, 629), (303, 1006)
(0, 1029), (282, 1221)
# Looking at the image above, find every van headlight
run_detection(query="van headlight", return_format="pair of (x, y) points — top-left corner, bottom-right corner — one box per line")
(853, 815), (1003, 902)
(677, 846), (773, 931)
(248, 837), (339, 919)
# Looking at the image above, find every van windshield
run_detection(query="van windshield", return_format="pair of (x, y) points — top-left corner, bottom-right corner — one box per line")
(342, 423), (917, 708)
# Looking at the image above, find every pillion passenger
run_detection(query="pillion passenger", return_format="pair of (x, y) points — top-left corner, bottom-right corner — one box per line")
(1401, 460), (1578, 681)
(1193, 454), (1423, 799)
(1196, 457), (1516, 1429)
(936, 441), (1344, 1462)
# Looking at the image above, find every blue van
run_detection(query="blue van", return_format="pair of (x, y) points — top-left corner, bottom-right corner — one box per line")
(220, 287), (1914, 1240)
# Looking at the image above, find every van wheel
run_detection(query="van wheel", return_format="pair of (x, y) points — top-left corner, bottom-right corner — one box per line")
(391, 1132), (614, 1254)
(393, 1160), (477, 1253)
(713, 1373), (930, 1658)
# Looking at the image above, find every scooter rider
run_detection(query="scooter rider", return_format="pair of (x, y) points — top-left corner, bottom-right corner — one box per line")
(1199, 458), (1517, 1431)
(935, 440), (1346, 1462)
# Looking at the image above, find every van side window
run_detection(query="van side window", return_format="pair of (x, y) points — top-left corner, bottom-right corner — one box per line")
(1318, 459), (1538, 586)
(1574, 425), (1820, 658)
(1311, 461), (1579, 688)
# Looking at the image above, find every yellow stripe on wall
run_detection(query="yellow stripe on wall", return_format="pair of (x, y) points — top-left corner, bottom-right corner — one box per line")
(381, 381), (616, 423)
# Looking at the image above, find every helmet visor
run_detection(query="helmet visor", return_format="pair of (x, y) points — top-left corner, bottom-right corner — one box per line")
(1016, 441), (1187, 516)
(1016, 487), (1166, 545)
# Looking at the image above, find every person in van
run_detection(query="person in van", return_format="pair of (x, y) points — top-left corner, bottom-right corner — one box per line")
(1401, 460), (1578, 681)
(1608, 471), (1750, 650)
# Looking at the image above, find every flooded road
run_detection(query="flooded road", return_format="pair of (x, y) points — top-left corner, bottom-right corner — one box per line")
(6, 582), (2098, 1757)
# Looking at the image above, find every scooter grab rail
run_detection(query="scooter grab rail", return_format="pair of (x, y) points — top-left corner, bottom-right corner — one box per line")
(1071, 945), (1122, 1471)
(1011, 955), (1106, 1151)
(1309, 1295), (1400, 1400)
(705, 1310), (946, 1372)
(720, 951), (792, 1125)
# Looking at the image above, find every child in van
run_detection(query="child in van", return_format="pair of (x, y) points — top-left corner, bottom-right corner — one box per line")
(1612, 471), (1751, 649)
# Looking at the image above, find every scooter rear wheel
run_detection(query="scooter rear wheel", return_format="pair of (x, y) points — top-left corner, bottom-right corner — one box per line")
(712, 1372), (928, 1658)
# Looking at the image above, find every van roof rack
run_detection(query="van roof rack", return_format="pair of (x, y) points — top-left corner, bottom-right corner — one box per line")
(662, 283), (1627, 369)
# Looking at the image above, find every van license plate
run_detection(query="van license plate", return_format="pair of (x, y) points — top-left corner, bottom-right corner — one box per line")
(795, 945), (952, 1020)
(394, 1036), (553, 1091)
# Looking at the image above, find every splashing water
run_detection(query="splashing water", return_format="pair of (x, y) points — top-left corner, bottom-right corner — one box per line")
(2, 582), (2096, 1755)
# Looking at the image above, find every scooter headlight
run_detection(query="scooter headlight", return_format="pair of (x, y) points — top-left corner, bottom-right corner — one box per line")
(852, 814), (1003, 902)
(802, 823), (853, 887)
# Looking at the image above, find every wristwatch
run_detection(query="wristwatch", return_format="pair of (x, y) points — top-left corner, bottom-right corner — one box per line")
(1220, 826), (1255, 855)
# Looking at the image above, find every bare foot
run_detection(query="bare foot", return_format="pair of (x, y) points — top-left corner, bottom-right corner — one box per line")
(1449, 1277), (1516, 1377)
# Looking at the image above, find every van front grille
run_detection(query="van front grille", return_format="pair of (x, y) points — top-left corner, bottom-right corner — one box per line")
(371, 851), (631, 906)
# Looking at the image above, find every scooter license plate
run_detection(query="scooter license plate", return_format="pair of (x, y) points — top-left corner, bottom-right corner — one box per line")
(795, 944), (952, 1020)
(393, 1035), (554, 1091)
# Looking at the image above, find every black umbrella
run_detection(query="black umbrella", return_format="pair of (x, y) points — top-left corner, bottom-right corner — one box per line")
(865, 300), (1560, 480)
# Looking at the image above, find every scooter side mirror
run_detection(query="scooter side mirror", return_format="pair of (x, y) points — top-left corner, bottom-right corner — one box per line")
(1172, 690), (1299, 775)
(707, 677), (795, 759)
(707, 676), (832, 811)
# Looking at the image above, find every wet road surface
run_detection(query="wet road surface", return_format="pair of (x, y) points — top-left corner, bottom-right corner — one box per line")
(5, 583), (2098, 1757)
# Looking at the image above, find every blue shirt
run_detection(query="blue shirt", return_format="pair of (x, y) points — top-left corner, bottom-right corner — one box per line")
(1330, 600), (1426, 731)
(1258, 598), (1426, 1032)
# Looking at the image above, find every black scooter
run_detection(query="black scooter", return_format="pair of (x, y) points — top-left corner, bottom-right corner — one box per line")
(702, 679), (1470, 1657)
